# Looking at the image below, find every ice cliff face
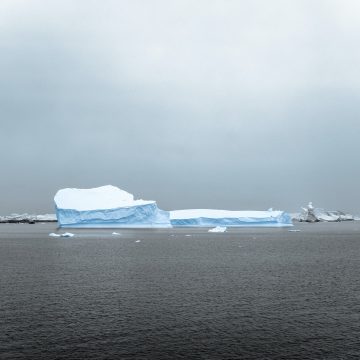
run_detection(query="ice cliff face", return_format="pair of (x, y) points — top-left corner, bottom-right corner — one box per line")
(54, 185), (171, 228)
(170, 209), (292, 227)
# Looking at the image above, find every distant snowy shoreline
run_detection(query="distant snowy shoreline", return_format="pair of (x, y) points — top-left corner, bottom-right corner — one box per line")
(0, 214), (57, 224)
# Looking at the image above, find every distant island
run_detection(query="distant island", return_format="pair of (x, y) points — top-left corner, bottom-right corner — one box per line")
(293, 202), (358, 222)
(0, 214), (56, 224)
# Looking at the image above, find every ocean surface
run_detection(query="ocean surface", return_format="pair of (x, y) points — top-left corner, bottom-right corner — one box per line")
(1, 222), (360, 359)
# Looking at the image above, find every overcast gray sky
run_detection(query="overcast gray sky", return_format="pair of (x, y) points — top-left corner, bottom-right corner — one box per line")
(1, 0), (360, 214)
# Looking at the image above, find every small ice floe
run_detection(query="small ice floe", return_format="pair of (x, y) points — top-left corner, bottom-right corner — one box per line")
(135, 240), (141, 243)
(208, 226), (227, 233)
(61, 232), (75, 237)
(112, 232), (121, 236)
(185, 234), (192, 237)
(49, 233), (61, 237)
(49, 232), (75, 237)
(288, 229), (301, 232)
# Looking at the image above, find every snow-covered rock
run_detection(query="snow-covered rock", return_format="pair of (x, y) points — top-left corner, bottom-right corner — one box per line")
(0, 213), (57, 223)
(36, 214), (57, 222)
(170, 209), (292, 227)
(298, 202), (354, 222)
(54, 185), (171, 228)
(289, 213), (300, 221)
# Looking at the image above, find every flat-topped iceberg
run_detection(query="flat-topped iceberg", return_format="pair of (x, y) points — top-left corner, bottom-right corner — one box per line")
(54, 185), (292, 228)
(54, 185), (171, 228)
(170, 209), (292, 227)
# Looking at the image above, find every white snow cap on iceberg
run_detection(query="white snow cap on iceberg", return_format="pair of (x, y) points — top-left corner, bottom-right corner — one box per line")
(171, 209), (284, 219)
(54, 185), (153, 211)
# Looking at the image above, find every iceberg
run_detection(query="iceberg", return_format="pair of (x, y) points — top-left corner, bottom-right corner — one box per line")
(54, 185), (292, 228)
(170, 209), (292, 227)
(54, 185), (171, 228)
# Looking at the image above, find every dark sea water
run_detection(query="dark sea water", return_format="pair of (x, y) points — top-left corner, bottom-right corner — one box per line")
(1, 223), (360, 360)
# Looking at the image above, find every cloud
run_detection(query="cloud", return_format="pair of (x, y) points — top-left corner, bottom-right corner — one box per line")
(0, 0), (359, 213)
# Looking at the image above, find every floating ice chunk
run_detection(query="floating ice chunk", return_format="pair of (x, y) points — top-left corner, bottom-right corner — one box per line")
(61, 232), (74, 237)
(112, 232), (121, 235)
(185, 234), (192, 237)
(49, 232), (74, 237)
(288, 229), (301, 232)
(135, 240), (141, 243)
(208, 226), (227, 233)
